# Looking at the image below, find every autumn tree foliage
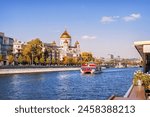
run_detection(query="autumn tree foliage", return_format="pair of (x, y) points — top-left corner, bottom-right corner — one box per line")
(18, 55), (23, 64)
(22, 38), (43, 58)
(81, 52), (94, 64)
(21, 38), (43, 65)
(34, 57), (39, 65)
(46, 57), (50, 65)
(0, 55), (3, 63)
(7, 55), (14, 65)
(40, 56), (45, 65)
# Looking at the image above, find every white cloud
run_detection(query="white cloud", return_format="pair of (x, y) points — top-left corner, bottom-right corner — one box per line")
(123, 13), (141, 22)
(81, 35), (96, 40)
(100, 16), (119, 24)
(100, 13), (141, 24)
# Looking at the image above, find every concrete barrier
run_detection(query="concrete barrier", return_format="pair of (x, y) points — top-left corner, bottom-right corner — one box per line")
(0, 67), (80, 75)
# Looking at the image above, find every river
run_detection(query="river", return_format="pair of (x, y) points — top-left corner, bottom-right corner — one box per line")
(0, 67), (142, 100)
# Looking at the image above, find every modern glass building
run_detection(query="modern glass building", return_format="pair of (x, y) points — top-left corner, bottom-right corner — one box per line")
(0, 32), (14, 65)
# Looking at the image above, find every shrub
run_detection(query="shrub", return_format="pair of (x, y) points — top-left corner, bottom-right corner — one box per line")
(133, 70), (150, 90)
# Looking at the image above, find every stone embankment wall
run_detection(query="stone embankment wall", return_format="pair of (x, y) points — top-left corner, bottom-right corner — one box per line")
(0, 67), (80, 75)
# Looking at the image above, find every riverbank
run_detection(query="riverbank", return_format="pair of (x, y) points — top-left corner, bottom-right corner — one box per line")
(0, 67), (80, 75)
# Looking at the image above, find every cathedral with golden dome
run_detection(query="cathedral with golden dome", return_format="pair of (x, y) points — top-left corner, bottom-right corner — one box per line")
(59, 30), (80, 60)
(44, 30), (80, 61)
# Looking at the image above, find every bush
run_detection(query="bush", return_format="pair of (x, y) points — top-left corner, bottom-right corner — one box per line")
(133, 70), (150, 90)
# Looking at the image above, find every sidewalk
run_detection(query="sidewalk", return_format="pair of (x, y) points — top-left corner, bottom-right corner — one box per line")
(0, 67), (80, 75)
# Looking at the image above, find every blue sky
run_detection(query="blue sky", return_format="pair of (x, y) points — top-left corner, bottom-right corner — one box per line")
(0, 0), (150, 58)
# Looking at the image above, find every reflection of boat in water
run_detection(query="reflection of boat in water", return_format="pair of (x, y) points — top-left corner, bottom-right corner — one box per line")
(80, 62), (101, 74)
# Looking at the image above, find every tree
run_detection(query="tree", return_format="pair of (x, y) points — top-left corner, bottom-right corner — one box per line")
(77, 59), (82, 65)
(0, 55), (3, 63)
(94, 58), (102, 65)
(52, 58), (55, 65)
(18, 55), (23, 64)
(72, 57), (78, 65)
(68, 57), (73, 65)
(7, 55), (14, 65)
(40, 56), (45, 65)
(56, 59), (60, 65)
(22, 38), (43, 57)
(22, 44), (32, 56)
(26, 55), (31, 64)
(34, 57), (39, 65)
(63, 56), (69, 65)
(46, 58), (50, 65)
(81, 52), (94, 63)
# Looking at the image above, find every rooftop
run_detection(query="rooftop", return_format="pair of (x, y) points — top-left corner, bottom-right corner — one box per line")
(60, 30), (71, 39)
(134, 41), (150, 45)
(134, 41), (150, 59)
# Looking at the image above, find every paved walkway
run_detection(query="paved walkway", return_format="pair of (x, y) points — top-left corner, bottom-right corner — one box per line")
(111, 86), (146, 100)
(0, 67), (80, 75)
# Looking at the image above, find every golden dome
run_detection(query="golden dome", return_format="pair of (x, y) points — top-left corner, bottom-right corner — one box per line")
(60, 30), (71, 39)
(75, 41), (79, 45)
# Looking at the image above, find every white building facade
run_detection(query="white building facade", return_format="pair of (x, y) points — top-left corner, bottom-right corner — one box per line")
(13, 39), (24, 55)
(58, 30), (80, 60)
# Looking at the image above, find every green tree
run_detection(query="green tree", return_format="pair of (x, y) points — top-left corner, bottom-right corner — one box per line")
(46, 58), (50, 65)
(7, 55), (14, 65)
(34, 57), (39, 65)
(18, 55), (23, 64)
(26, 55), (31, 64)
(56, 59), (60, 65)
(52, 58), (55, 65)
(40, 56), (45, 65)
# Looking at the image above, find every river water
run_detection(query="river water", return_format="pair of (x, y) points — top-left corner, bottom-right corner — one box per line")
(0, 67), (141, 100)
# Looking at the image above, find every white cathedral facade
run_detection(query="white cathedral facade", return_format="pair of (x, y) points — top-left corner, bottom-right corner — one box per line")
(58, 30), (80, 60)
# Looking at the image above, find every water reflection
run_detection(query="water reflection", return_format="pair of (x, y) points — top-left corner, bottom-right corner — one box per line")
(0, 67), (141, 100)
